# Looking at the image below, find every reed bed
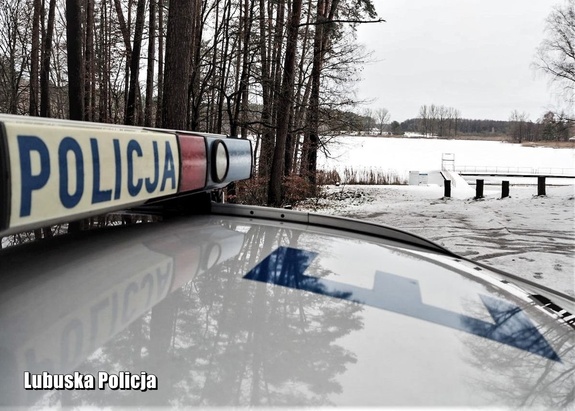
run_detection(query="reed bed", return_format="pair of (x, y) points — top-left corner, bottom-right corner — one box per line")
(318, 167), (407, 185)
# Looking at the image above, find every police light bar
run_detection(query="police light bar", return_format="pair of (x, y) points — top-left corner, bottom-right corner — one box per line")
(0, 114), (252, 236)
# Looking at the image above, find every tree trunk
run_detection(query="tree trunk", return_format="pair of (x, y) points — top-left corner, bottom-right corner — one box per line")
(304, 0), (340, 186)
(267, 0), (303, 206)
(144, 0), (157, 127)
(155, 0), (164, 127)
(161, 0), (194, 130)
(303, 0), (326, 186)
(29, 0), (42, 117)
(258, 0), (285, 177)
(231, 0), (254, 138)
(126, 0), (147, 125)
(187, 0), (203, 131)
(98, 0), (111, 123)
(40, 0), (56, 118)
(66, 0), (84, 120)
(84, 0), (95, 121)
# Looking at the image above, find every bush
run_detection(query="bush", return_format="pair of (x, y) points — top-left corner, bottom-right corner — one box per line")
(229, 174), (322, 206)
(228, 176), (269, 206)
(283, 174), (317, 205)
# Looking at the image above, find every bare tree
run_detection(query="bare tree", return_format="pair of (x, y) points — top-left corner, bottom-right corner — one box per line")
(534, 0), (575, 117)
(418, 104), (461, 137)
(66, 0), (84, 120)
(125, 0), (146, 125)
(84, 0), (95, 121)
(418, 105), (429, 136)
(40, 0), (56, 118)
(268, 0), (303, 206)
(375, 107), (390, 134)
(0, 0), (385, 205)
(144, 0), (157, 127)
(155, 0), (165, 127)
(0, 0), (33, 114)
(363, 108), (374, 132)
(449, 107), (461, 137)
(29, 0), (42, 117)
(509, 110), (530, 143)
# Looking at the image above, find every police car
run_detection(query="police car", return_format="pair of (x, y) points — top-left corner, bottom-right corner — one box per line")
(0, 114), (573, 408)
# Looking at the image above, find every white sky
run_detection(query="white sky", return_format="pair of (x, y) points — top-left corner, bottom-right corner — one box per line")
(355, 0), (560, 122)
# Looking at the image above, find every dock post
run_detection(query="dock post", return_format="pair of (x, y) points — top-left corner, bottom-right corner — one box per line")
(475, 179), (484, 199)
(501, 181), (509, 198)
(444, 180), (451, 198)
(537, 176), (546, 196)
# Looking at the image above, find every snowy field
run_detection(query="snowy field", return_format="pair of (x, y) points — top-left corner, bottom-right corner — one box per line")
(298, 183), (575, 298)
(309, 137), (575, 298)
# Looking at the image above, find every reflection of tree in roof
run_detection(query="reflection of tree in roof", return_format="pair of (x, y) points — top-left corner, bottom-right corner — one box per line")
(72, 224), (363, 407)
(392, 245), (573, 408)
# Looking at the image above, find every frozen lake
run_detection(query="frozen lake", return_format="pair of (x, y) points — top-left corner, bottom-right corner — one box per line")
(317, 136), (575, 182)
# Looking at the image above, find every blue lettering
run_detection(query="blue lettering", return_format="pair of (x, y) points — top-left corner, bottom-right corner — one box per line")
(17, 135), (50, 217)
(160, 142), (176, 191)
(244, 247), (561, 362)
(113, 139), (122, 200)
(145, 141), (159, 193)
(90, 138), (112, 203)
(58, 137), (84, 208)
(127, 140), (143, 196)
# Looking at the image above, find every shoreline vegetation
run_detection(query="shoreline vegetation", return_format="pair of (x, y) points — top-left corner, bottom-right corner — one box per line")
(339, 133), (575, 149)
(318, 167), (407, 186)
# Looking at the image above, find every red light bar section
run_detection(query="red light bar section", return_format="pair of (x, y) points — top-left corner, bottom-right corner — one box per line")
(177, 134), (207, 192)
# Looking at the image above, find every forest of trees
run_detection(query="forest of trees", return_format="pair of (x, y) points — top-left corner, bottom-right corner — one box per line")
(1, 0), (573, 208)
(398, 106), (572, 142)
(400, 116), (508, 136)
(0, 0), (380, 206)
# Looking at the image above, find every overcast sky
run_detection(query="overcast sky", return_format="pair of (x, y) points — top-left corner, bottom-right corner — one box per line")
(355, 0), (559, 122)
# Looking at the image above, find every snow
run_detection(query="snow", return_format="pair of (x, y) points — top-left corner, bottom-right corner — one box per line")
(318, 136), (575, 181)
(308, 136), (575, 297)
(298, 183), (575, 298)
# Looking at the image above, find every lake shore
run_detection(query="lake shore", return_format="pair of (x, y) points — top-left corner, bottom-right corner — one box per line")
(318, 136), (575, 183)
(344, 133), (575, 149)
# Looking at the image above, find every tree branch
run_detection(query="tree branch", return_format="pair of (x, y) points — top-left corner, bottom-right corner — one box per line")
(298, 18), (385, 27)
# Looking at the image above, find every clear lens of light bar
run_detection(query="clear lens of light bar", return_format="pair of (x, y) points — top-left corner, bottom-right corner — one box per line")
(211, 140), (229, 183)
(0, 115), (252, 236)
(204, 137), (252, 190)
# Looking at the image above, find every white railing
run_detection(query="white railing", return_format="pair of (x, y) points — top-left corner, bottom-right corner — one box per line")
(454, 166), (575, 176)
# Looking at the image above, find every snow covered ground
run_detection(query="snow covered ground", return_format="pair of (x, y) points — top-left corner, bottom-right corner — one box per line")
(317, 136), (575, 182)
(308, 136), (575, 297)
(298, 182), (575, 298)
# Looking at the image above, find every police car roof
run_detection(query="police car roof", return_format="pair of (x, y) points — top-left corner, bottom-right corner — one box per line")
(0, 205), (573, 408)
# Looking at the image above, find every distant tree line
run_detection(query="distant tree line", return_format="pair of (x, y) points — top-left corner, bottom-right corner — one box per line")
(394, 106), (572, 142)
(0, 0), (381, 206)
(508, 110), (571, 143)
(400, 116), (508, 136)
